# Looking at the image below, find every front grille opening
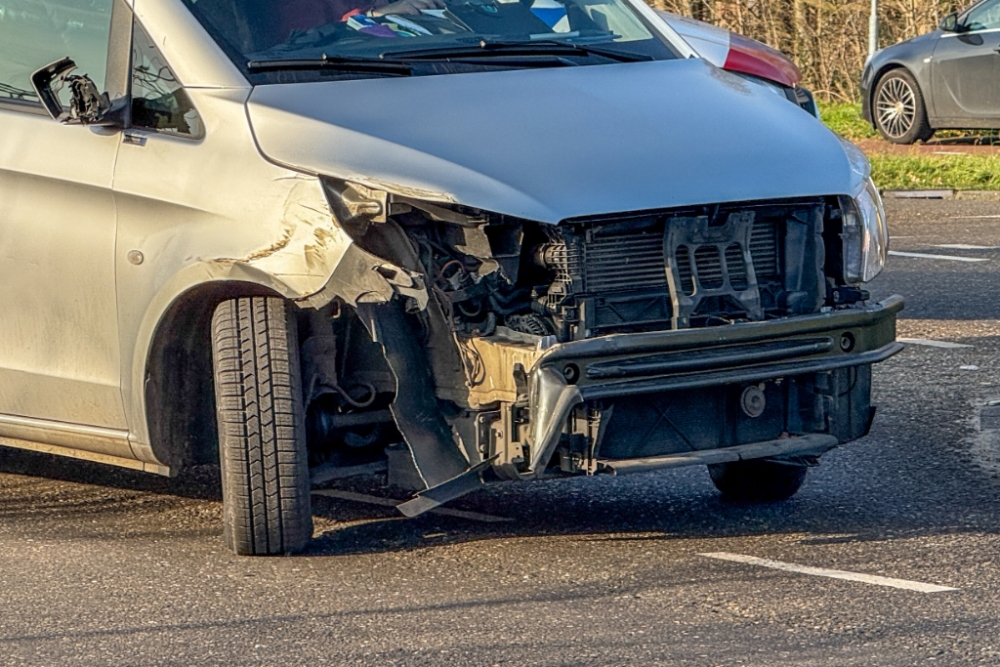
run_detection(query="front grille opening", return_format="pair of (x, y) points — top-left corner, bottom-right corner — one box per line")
(694, 246), (724, 289)
(725, 243), (749, 290)
(527, 197), (827, 340)
(675, 244), (695, 295)
(750, 217), (780, 280)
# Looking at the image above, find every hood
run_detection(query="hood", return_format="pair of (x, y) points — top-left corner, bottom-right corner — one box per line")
(248, 58), (856, 224)
(878, 29), (938, 60)
(905, 30), (941, 47)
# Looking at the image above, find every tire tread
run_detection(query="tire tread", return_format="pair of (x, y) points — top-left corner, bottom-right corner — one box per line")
(211, 296), (312, 556)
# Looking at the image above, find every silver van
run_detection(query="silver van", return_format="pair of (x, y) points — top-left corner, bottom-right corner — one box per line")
(0, 0), (901, 555)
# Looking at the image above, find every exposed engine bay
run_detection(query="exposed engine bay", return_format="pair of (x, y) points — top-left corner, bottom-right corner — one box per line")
(399, 196), (844, 341)
(300, 178), (897, 509)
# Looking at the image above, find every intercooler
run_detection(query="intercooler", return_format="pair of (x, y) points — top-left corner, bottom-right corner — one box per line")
(575, 214), (780, 293)
(534, 198), (825, 340)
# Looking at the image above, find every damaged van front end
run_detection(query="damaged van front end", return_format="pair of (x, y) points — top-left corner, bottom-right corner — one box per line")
(0, 0), (903, 556)
(225, 53), (902, 522)
(300, 174), (901, 517)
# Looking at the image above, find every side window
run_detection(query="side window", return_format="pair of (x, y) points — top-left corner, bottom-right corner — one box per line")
(130, 21), (204, 138)
(0, 0), (114, 106)
(965, 0), (1000, 31)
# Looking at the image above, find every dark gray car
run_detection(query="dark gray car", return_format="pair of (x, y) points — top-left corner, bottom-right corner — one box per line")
(862, 0), (1000, 143)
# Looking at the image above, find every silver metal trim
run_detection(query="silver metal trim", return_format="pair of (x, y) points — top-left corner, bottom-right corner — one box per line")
(0, 413), (135, 460)
(598, 433), (839, 474)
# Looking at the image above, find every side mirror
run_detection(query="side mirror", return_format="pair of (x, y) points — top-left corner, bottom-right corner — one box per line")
(30, 57), (122, 127)
(939, 12), (962, 32)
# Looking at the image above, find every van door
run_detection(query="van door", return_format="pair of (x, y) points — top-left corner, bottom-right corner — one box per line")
(0, 0), (128, 430)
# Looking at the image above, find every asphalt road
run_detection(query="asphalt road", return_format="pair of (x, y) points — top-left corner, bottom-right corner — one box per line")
(3, 196), (1000, 666)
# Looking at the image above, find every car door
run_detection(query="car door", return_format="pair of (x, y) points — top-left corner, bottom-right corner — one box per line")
(0, 0), (130, 432)
(931, 0), (1000, 123)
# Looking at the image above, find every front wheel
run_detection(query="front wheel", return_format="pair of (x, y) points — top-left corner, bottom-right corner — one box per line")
(708, 459), (808, 502)
(211, 296), (313, 556)
(873, 69), (933, 144)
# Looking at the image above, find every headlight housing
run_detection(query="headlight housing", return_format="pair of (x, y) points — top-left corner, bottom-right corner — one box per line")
(839, 177), (888, 283)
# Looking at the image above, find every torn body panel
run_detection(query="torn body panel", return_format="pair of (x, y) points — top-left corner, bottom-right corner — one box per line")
(308, 185), (901, 515)
(113, 88), (427, 467)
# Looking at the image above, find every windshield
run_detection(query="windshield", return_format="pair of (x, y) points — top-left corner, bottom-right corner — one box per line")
(182, 0), (679, 81)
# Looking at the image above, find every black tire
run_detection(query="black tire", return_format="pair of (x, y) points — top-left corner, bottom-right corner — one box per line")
(708, 459), (807, 502)
(873, 69), (933, 144)
(211, 296), (313, 556)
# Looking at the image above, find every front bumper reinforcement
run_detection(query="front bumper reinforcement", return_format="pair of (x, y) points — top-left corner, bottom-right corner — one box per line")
(391, 295), (902, 516)
(598, 433), (838, 475)
(526, 295), (904, 475)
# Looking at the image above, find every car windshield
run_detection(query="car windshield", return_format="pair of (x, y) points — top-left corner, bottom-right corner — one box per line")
(182, 0), (679, 81)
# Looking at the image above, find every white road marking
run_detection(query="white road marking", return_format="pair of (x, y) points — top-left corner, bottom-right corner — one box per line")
(934, 244), (1000, 251)
(898, 338), (973, 349)
(312, 489), (512, 523)
(888, 250), (988, 262)
(699, 552), (959, 593)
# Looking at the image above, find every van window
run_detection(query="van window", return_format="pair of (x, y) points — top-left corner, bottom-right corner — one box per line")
(0, 0), (114, 105)
(182, 0), (679, 83)
(130, 21), (204, 138)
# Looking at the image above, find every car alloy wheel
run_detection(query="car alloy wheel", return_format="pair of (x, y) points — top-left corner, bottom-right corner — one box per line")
(876, 77), (917, 138)
(872, 68), (932, 145)
(876, 76), (917, 140)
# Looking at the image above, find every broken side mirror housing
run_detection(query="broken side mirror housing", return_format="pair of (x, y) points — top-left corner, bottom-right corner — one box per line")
(30, 57), (124, 128)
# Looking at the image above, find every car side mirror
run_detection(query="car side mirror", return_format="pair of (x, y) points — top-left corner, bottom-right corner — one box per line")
(939, 12), (962, 32)
(30, 57), (123, 127)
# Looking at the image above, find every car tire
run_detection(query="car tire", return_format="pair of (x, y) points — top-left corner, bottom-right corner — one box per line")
(707, 459), (808, 502)
(873, 69), (933, 144)
(211, 296), (313, 556)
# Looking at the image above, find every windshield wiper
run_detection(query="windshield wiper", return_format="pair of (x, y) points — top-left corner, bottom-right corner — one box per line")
(381, 39), (653, 64)
(247, 54), (412, 76)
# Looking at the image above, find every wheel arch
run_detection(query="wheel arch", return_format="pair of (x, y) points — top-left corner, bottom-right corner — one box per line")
(141, 278), (287, 471)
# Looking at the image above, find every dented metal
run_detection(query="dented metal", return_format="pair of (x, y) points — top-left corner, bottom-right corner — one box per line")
(0, 0), (901, 531)
(246, 59), (863, 225)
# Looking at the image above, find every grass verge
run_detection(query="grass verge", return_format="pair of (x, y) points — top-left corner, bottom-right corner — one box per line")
(817, 101), (876, 141)
(869, 153), (1000, 190)
(819, 100), (1000, 190)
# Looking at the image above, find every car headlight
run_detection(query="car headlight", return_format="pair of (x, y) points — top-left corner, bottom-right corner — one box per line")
(840, 177), (888, 283)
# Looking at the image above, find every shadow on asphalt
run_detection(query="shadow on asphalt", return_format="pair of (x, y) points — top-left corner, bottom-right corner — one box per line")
(300, 472), (1000, 558)
(0, 446), (222, 502)
(2, 331), (999, 556)
(1, 437), (998, 555)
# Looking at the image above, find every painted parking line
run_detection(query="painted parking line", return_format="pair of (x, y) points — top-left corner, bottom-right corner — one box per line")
(888, 250), (988, 263)
(898, 338), (973, 349)
(312, 489), (512, 524)
(934, 244), (1000, 251)
(699, 552), (959, 593)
